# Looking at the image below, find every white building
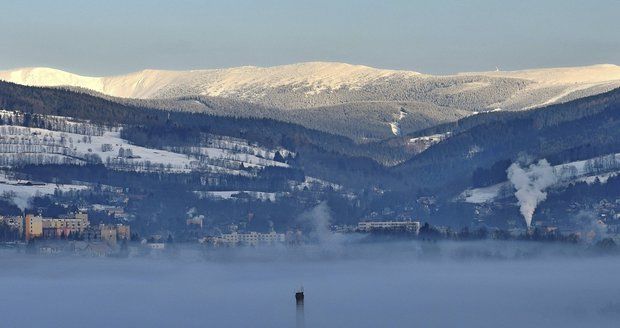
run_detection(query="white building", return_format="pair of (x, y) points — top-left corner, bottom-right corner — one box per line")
(146, 242), (166, 250)
(357, 219), (420, 233)
(213, 231), (286, 246)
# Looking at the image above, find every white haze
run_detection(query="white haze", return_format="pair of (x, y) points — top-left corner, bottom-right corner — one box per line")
(507, 159), (558, 227)
(1, 242), (619, 328)
(297, 201), (347, 251)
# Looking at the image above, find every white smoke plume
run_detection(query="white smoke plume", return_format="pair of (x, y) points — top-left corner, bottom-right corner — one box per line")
(297, 201), (348, 252)
(1, 191), (30, 212)
(186, 207), (204, 220)
(507, 159), (557, 228)
(299, 202), (333, 245)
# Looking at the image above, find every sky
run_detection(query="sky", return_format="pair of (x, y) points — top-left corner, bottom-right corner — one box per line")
(1, 0), (619, 75)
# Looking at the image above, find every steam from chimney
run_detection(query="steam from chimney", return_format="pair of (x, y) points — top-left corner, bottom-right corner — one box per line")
(507, 159), (557, 228)
(300, 202), (333, 245)
(12, 197), (30, 212)
(297, 201), (349, 251)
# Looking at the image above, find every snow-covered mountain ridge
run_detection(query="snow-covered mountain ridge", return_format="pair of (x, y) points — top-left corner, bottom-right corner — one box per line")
(0, 62), (422, 99)
(3, 62), (619, 108)
(3, 62), (620, 141)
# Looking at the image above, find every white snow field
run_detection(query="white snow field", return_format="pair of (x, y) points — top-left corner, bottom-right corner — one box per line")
(0, 174), (87, 210)
(0, 113), (292, 175)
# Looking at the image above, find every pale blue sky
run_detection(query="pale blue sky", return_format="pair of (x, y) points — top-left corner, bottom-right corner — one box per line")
(1, 0), (618, 75)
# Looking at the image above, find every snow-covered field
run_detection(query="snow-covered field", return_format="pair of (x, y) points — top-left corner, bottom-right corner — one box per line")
(194, 190), (282, 202)
(576, 172), (619, 184)
(0, 125), (193, 172)
(292, 176), (343, 191)
(0, 174), (88, 210)
(164, 135), (292, 174)
(0, 121), (292, 175)
(408, 133), (449, 144)
(461, 183), (508, 204)
(193, 175), (345, 201)
(406, 132), (451, 154)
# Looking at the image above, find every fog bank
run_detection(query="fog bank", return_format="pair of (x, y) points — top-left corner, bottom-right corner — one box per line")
(1, 241), (619, 328)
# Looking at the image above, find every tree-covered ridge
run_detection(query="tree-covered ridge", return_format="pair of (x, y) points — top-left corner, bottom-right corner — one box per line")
(396, 87), (620, 191)
(2, 80), (620, 194)
(0, 81), (405, 190)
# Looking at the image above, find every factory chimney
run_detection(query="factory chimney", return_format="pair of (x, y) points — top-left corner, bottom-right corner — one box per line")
(295, 286), (305, 328)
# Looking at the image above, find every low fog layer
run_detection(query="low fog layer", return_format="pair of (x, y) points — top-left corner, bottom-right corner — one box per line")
(1, 241), (619, 328)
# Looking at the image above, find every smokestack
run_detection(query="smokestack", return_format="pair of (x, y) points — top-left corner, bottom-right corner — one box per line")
(507, 159), (557, 228)
(295, 286), (305, 328)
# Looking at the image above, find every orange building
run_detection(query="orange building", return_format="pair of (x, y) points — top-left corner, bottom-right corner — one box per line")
(24, 214), (43, 241)
(25, 213), (90, 240)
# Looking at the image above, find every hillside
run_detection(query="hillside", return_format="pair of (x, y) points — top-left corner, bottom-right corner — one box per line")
(0, 81), (619, 231)
(0, 82), (403, 232)
(0, 80), (401, 186)
(395, 87), (620, 192)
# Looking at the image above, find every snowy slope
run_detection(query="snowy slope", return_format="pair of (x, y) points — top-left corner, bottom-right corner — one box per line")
(0, 111), (292, 175)
(468, 64), (620, 109)
(2, 63), (619, 111)
(0, 173), (88, 210)
(0, 63), (422, 100)
(0, 125), (194, 172)
(3, 62), (620, 141)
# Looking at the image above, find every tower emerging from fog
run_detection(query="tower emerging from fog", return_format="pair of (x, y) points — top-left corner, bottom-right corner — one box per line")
(296, 287), (305, 328)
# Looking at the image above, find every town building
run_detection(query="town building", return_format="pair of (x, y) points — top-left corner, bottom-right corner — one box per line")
(83, 226), (102, 241)
(146, 242), (165, 250)
(25, 214), (43, 240)
(0, 215), (24, 236)
(100, 224), (118, 245)
(25, 213), (89, 240)
(99, 224), (131, 246)
(285, 229), (304, 245)
(116, 224), (131, 241)
(186, 217), (204, 229)
(210, 230), (286, 246)
(357, 219), (421, 233)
